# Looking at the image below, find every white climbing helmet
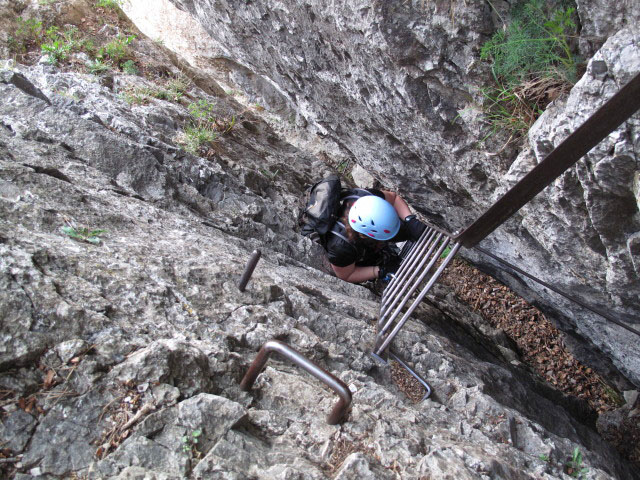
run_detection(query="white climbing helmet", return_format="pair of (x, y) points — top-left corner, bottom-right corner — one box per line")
(348, 195), (400, 241)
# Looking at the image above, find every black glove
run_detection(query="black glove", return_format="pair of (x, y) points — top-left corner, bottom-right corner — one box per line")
(404, 215), (426, 242)
(378, 253), (402, 279)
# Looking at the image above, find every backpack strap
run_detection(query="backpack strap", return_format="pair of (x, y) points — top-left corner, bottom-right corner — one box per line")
(329, 221), (359, 256)
(340, 188), (371, 204)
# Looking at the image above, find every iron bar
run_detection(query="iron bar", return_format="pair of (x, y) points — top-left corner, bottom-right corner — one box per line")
(380, 232), (444, 321)
(382, 227), (433, 303)
(380, 229), (437, 322)
(474, 246), (640, 337)
(240, 339), (352, 425)
(238, 249), (261, 292)
(389, 351), (431, 400)
(379, 237), (451, 336)
(381, 228), (438, 313)
(375, 243), (461, 356)
(456, 72), (640, 248)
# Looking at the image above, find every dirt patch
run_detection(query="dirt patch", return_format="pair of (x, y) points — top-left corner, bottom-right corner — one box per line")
(390, 360), (428, 403)
(439, 258), (621, 413)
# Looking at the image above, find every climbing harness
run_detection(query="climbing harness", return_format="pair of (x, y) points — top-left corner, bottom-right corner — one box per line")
(373, 71), (640, 362)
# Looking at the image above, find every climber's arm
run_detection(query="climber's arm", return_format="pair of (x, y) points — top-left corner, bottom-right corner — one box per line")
(382, 190), (412, 219)
(331, 262), (380, 283)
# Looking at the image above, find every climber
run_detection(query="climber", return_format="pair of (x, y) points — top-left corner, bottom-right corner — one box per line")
(326, 189), (426, 284)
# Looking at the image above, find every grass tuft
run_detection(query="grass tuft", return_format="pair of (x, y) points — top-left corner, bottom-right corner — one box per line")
(479, 0), (579, 141)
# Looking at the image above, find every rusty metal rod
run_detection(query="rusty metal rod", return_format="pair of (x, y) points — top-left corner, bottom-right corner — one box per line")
(456, 71), (640, 248)
(238, 249), (261, 292)
(240, 340), (352, 425)
(375, 243), (461, 355)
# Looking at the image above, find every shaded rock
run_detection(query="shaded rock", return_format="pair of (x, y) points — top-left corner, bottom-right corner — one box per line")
(0, 409), (37, 452)
(109, 340), (217, 398)
(161, 0), (640, 390)
(334, 453), (395, 480)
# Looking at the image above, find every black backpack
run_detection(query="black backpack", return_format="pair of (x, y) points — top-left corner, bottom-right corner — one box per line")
(299, 175), (369, 247)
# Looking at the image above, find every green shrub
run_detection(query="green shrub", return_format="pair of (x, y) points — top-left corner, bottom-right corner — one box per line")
(481, 0), (578, 85)
(479, 0), (579, 139)
(60, 226), (106, 244)
(181, 125), (218, 154)
(40, 26), (93, 66)
(98, 34), (136, 65)
(88, 59), (110, 75)
(565, 447), (588, 478)
(41, 39), (71, 65)
(8, 17), (44, 54)
(176, 98), (236, 154)
(121, 59), (138, 75)
(95, 0), (122, 9)
(188, 99), (215, 121)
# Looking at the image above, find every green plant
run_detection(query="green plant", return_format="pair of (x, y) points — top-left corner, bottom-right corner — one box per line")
(538, 454), (550, 462)
(565, 447), (588, 478)
(440, 245), (452, 259)
(121, 89), (150, 105)
(98, 34), (136, 65)
(481, 0), (578, 85)
(95, 0), (122, 9)
(260, 168), (279, 179)
(337, 159), (351, 174)
(479, 0), (579, 139)
(188, 99), (215, 120)
(121, 59), (138, 75)
(41, 39), (71, 65)
(181, 125), (218, 154)
(60, 226), (107, 244)
(40, 26), (90, 66)
(8, 17), (44, 54)
(121, 80), (188, 105)
(177, 98), (236, 153)
(88, 59), (110, 75)
(181, 429), (202, 457)
(164, 76), (190, 101)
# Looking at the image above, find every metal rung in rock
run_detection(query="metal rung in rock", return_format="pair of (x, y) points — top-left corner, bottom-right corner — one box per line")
(240, 340), (352, 425)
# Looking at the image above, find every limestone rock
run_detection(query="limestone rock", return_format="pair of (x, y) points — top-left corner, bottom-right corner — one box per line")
(161, 0), (640, 388)
(0, 2), (638, 479)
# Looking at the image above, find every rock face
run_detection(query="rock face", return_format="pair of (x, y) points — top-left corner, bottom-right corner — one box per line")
(0, 1), (638, 478)
(164, 0), (640, 387)
(5, 54), (631, 478)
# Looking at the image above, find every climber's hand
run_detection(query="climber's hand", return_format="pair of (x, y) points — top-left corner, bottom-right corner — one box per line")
(378, 254), (402, 279)
(404, 215), (426, 242)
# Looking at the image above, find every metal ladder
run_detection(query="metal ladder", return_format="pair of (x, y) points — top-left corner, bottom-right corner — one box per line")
(372, 72), (640, 364)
